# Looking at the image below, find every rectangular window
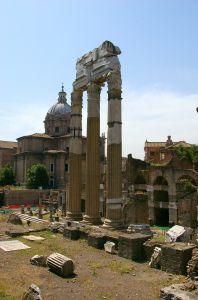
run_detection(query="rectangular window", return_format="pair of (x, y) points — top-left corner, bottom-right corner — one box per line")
(65, 163), (68, 172)
(160, 153), (165, 160)
(55, 127), (59, 133)
(50, 163), (54, 172)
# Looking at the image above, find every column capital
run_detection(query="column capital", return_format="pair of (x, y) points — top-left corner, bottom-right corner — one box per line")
(87, 82), (102, 98)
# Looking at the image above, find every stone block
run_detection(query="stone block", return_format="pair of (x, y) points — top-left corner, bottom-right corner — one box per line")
(160, 243), (196, 275)
(30, 255), (47, 267)
(88, 233), (106, 249)
(104, 241), (116, 254)
(118, 233), (152, 261)
(63, 227), (80, 240)
(105, 234), (119, 250)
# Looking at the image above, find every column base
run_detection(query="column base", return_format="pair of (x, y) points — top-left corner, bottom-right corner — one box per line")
(83, 214), (102, 225)
(102, 218), (123, 230)
(66, 211), (83, 221)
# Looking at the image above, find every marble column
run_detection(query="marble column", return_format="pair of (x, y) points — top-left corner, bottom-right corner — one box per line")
(66, 90), (83, 220)
(103, 70), (123, 228)
(83, 82), (102, 224)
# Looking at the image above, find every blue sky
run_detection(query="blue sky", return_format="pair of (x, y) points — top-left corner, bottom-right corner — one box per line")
(0, 0), (198, 158)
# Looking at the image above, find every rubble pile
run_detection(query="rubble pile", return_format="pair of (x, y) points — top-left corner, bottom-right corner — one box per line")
(187, 247), (198, 279)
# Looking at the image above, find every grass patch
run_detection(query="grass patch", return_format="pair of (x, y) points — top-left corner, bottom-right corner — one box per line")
(151, 234), (165, 243)
(0, 215), (8, 222)
(107, 260), (134, 275)
(87, 260), (104, 276)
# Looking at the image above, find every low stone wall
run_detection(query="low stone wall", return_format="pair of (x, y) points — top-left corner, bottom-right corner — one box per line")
(4, 189), (49, 206)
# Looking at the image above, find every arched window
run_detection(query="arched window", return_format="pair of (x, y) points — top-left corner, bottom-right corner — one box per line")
(153, 176), (168, 186)
(176, 175), (197, 194)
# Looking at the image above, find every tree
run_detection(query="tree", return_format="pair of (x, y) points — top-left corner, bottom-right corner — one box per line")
(26, 163), (49, 189)
(174, 145), (198, 170)
(0, 165), (15, 186)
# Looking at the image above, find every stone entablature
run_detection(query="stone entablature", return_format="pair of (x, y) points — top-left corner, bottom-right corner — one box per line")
(73, 41), (121, 90)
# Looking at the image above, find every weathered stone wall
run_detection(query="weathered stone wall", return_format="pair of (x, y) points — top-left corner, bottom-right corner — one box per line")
(178, 192), (198, 228)
(123, 196), (149, 225)
(4, 189), (42, 205)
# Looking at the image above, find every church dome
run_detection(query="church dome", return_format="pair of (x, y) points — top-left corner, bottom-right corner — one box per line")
(44, 85), (71, 137)
(47, 85), (71, 116)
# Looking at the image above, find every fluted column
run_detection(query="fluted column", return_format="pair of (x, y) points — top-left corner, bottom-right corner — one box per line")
(103, 70), (123, 228)
(66, 90), (83, 220)
(83, 82), (102, 224)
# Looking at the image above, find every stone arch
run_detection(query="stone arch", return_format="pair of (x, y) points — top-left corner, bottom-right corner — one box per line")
(176, 174), (197, 195)
(175, 171), (198, 185)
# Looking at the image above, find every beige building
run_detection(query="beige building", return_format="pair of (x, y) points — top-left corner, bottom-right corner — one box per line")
(0, 140), (17, 168)
(14, 85), (105, 189)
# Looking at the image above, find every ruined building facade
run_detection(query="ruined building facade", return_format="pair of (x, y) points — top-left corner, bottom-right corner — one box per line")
(123, 137), (198, 228)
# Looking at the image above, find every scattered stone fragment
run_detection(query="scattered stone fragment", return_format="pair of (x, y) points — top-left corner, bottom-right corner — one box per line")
(160, 283), (198, 300)
(149, 246), (161, 269)
(47, 252), (74, 277)
(23, 235), (45, 241)
(187, 247), (198, 279)
(22, 284), (43, 300)
(30, 255), (47, 267)
(0, 240), (30, 251)
(7, 214), (22, 225)
(143, 240), (162, 260)
(104, 241), (116, 254)
(49, 222), (64, 233)
(127, 224), (152, 235)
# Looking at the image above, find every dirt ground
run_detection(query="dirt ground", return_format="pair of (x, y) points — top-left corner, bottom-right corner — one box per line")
(0, 217), (185, 300)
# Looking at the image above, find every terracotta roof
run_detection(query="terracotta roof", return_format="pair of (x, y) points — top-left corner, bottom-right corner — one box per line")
(145, 140), (192, 149)
(165, 141), (192, 149)
(18, 133), (52, 140)
(145, 142), (166, 148)
(0, 140), (17, 149)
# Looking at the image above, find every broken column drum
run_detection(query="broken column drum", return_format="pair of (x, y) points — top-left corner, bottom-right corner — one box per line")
(47, 252), (74, 277)
(67, 41), (123, 228)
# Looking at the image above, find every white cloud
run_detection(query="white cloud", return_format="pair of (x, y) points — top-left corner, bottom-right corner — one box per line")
(121, 87), (198, 158)
(1, 87), (197, 160)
